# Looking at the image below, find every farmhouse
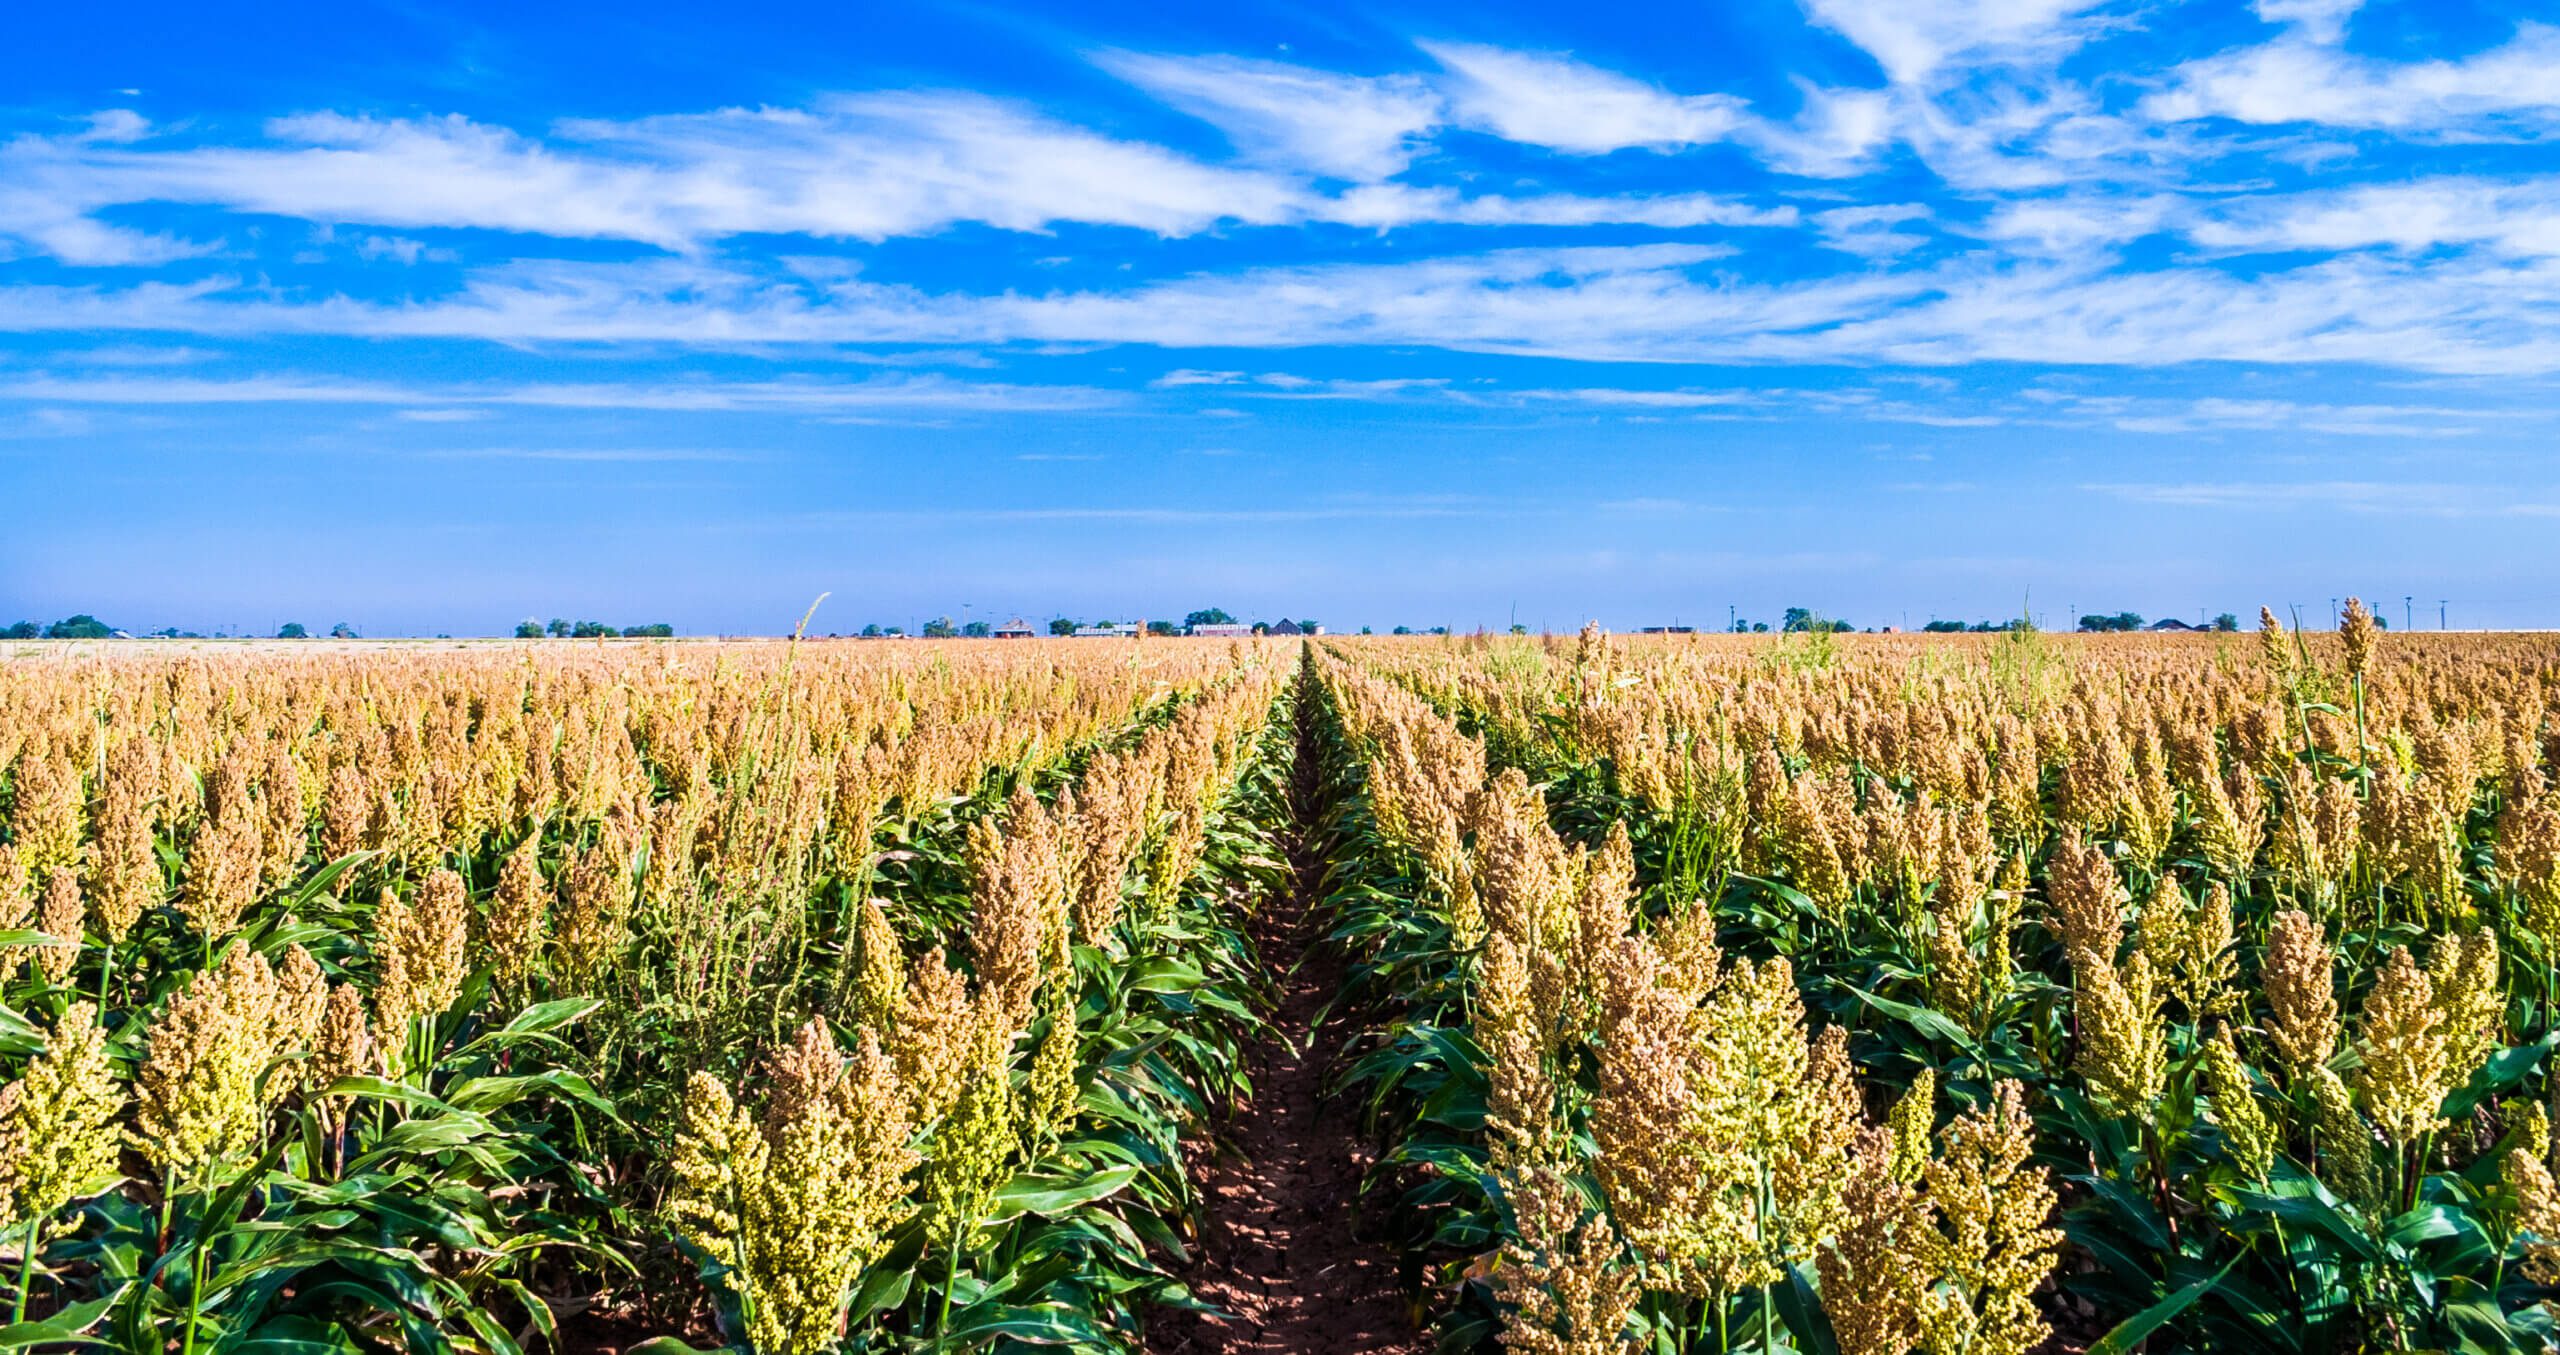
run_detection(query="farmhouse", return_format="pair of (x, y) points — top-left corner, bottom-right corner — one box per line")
(1190, 622), (1254, 637)
(991, 617), (1036, 638)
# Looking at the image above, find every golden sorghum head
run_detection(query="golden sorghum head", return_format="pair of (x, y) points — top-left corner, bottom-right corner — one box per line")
(2500, 793), (2560, 945)
(886, 949), (978, 1128)
(2506, 1150), (2560, 1291)
(2427, 927), (2503, 1093)
(1820, 1127), (1927, 1355)
(1915, 1080), (2061, 1355)
(2076, 952), (2167, 1118)
(308, 981), (376, 1103)
(2258, 607), (2292, 683)
(2339, 597), (2376, 684)
(2262, 910), (2340, 1079)
(481, 837), (547, 998)
(846, 897), (905, 1037)
(1887, 1069), (1936, 1185)
(1497, 1162), (1639, 1355)
(1480, 931), (1563, 1165)
(7, 745), (82, 882)
(2306, 1066), (2379, 1210)
(669, 1018), (922, 1355)
(136, 945), (287, 1175)
(919, 1061), (1015, 1253)
(87, 739), (161, 943)
(1017, 987), (1079, 1158)
(373, 870), (470, 1040)
(0, 842), (25, 935)
(2355, 946), (2449, 1149)
(179, 755), (263, 943)
(2202, 1028), (2278, 1180)
(0, 1002), (127, 1235)
(36, 866), (84, 984)
(2046, 829), (2123, 976)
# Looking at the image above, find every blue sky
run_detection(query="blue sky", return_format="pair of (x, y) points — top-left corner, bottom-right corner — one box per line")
(4, 0), (2558, 635)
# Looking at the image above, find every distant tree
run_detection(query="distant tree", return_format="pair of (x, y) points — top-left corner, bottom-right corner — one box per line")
(1358, 626), (1374, 635)
(1297, 619), (1319, 633)
(515, 619), (544, 639)
(1184, 608), (1234, 628)
(546, 618), (572, 638)
(571, 620), (611, 638)
(1428, 626), (1450, 635)
(922, 616), (957, 638)
(1508, 623), (1529, 635)
(2213, 613), (2240, 632)
(1922, 619), (1966, 633)
(2374, 616), (2389, 630)
(962, 621), (992, 638)
(2077, 613), (2144, 633)
(1147, 620), (1177, 636)
(1049, 618), (1078, 636)
(1751, 622), (1770, 633)
(623, 623), (674, 638)
(277, 622), (308, 639)
(860, 623), (882, 638)
(330, 622), (358, 639)
(45, 615), (111, 640)
(1392, 626), (1413, 635)
(4, 621), (37, 639)
(1250, 622), (1270, 636)
(1782, 607), (1814, 633)
(152, 627), (181, 639)
(884, 626), (904, 637)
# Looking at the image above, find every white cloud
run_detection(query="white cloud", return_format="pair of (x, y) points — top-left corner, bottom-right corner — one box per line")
(0, 370), (1126, 414)
(1096, 51), (1441, 180)
(7, 94), (1805, 261)
(2191, 178), (2560, 258)
(2083, 480), (2560, 516)
(1419, 41), (1749, 153)
(1798, 0), (2109, 85)
(2254, 0), (2362, 45)
(2145, 24), (2560, 129)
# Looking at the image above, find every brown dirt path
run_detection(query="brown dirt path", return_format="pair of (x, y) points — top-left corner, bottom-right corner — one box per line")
(1151, 702), (1427, 1355)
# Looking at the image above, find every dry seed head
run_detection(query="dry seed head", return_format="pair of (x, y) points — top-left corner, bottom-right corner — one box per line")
(1496, 1163), (1640, 1355)
(36, 866), (83, 984)
(1914, 1080), (2060, 1355)
(847, 897), (906, 1036)
(2427, 927), (2503, 1091)
(2046, 829), (2123, 976)
(2355, 945), (2449, 1148)
(1887, 1069), (1935, 1186)
(2202, 1027), (2277, 1180)
(2075, 952), (2167, 1117)
(2307, 1065), (2379, 1209)
(482, 837), (547, 997)
(137, 945), (288, 1174)
(2338, 597), (2377, 684)
(2262, 910), (2341, 1078)
(0, 1002), (126, 1234)
(1820, 1126), (1928, 1355)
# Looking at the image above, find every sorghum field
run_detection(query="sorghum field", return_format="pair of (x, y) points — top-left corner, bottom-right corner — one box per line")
(5, 608), (2560, 1355)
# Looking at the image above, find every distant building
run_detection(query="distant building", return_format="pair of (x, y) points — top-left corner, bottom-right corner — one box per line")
(992, 617), (1036, 638)
(2149, 618), (2198, 632)
(1638, 626), (1697, 634)
(1190, 623), (1254, 637)
(1268, 620), (1304, 636)
(1074, 624), (1132, 638)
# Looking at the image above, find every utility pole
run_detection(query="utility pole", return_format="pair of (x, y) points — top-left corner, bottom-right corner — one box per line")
(2404, 596), (2413, 632)
(2329, 597), (2338, 630)
(1728, 603), (1736, 633)
(2440, 600), (2449, 630)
